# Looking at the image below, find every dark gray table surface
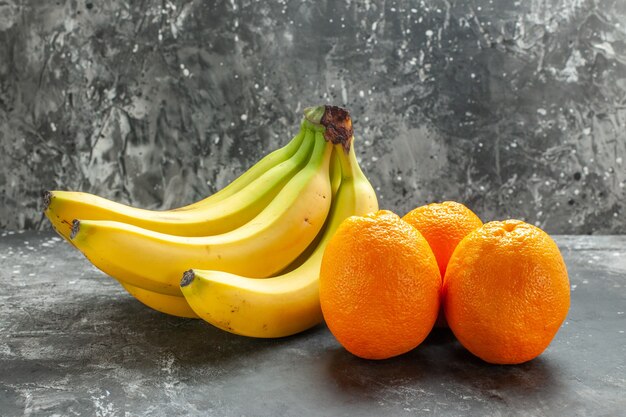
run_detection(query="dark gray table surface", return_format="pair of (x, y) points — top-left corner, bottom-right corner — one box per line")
(0, 232), (624, 416)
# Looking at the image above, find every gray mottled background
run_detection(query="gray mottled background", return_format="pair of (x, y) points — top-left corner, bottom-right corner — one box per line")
(0, 0), (624, 233)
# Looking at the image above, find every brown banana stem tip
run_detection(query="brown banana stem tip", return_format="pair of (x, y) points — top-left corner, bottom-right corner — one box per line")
(70, 219), (80, 240)
(320, 105), (353, 153)
(180, 269), (195, 287)
(43, 191), (52, 212)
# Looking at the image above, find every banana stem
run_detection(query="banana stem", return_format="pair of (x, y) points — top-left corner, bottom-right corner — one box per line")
(43, 191), (52, 212)
(303, 106), (326, 125)
(303, 105), (353, 152)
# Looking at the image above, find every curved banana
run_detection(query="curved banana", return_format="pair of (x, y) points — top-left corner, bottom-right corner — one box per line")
(45, 128), (310, 239)
(70, 123), (334, 296)
(329, 146), (342, 197)
(119, 282), (199, 319)
(179, 122), (379, 338)
(113, 143), (345, 319)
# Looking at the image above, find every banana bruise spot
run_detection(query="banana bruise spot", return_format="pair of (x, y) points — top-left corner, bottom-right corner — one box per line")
(180, 269), (195, 287)
(70, 219), (80, 240)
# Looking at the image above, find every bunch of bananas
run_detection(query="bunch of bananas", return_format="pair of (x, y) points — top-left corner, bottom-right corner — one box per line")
(44, 105), (378, 338)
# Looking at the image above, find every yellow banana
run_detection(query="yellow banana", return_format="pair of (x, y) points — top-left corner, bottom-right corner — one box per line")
(179, 118), (379, 338)
(113, 142), (345, 319)
(119, 282), (199, 319)
(329, 147), (342, 197)
(70, 123), (334, 296)
(45, 128), (310, 239)
(280, 146), (344, 272)
(70, 241), (198, 318)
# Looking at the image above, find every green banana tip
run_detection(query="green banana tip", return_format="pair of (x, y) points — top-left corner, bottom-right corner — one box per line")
(70, 219), (80, 240)
(180, 269), (195, 288)
(304, 105), (353, 153)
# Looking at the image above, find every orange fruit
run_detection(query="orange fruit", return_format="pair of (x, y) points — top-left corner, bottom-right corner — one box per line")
(443, 219), (570, 364)
(319, 210), (441, 360)
(402, 201), (483, 278)
(403, 201), (483, 327)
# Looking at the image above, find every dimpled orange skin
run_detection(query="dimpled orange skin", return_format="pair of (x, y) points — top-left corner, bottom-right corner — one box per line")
(402, 201), (483, 279)
(443, 219), (570, 365)
(319, 210), (442, 360)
